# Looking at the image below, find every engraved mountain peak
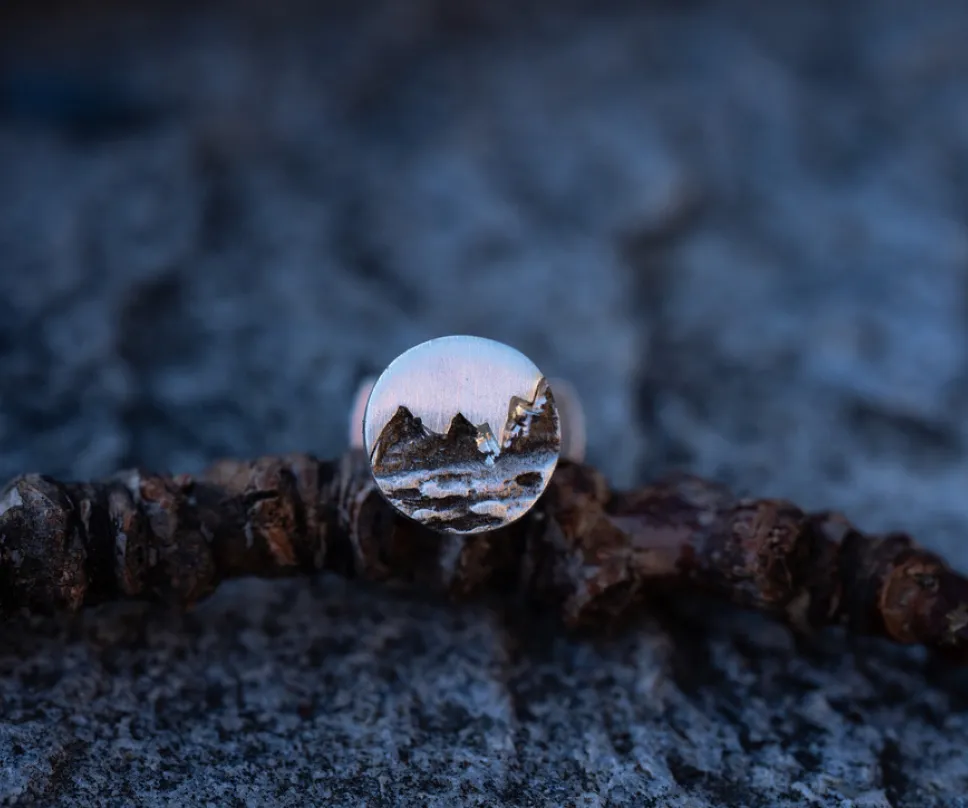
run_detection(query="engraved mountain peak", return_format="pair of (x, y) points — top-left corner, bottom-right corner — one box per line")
(371, 407), (483, 473)
(501, 379), (558, 454)
(370, 381), (558, 477)
(369, 382), (561, 532)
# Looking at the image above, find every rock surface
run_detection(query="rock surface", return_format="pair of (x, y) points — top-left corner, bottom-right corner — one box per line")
(1, 0), (968, 805)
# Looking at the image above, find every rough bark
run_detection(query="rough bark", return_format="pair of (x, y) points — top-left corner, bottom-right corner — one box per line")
(2, 453), (965, 662)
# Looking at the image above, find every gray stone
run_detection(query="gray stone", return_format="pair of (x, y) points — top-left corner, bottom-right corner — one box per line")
(1, 0), (967, 804)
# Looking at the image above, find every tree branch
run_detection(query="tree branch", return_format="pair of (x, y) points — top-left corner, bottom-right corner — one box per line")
(1, 452), (966, 661)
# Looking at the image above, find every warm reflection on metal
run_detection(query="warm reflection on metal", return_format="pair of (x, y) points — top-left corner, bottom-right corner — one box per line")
(359, 336), (565, 534)
(348, 378), (375, 451)
(548, 377), (586, 465)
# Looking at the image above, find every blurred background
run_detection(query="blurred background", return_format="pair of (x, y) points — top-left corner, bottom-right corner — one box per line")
(2, 2), (968, 804)
(5, 0), (968, 555)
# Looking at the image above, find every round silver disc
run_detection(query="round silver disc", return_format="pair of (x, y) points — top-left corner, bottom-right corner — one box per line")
(363, 335), (561, 534)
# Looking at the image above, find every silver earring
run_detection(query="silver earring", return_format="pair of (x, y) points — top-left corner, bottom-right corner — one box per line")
(348, 335), (585, 534)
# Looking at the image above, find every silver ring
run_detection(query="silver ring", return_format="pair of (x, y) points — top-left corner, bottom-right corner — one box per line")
(348, 335), (586, 534)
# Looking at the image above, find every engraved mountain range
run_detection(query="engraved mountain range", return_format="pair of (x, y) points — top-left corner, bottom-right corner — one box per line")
(369, 379), (560, 533)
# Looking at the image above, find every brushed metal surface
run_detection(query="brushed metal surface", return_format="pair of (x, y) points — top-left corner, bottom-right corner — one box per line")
(362, 336), (562, 533)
